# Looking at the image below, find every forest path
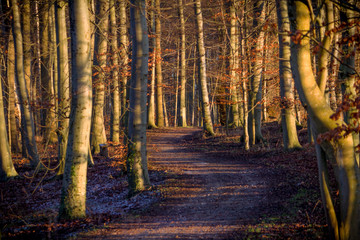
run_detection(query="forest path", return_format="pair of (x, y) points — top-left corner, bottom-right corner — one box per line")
(80, 128), (274, 239)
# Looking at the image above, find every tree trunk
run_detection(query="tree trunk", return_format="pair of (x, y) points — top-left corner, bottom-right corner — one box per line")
(55, 0), (70, 175)
(90, 0), (109, 154)
(11, 0), (40, 168)
(40, 1), (56, 143)
(148, 0), (157, 128)
(248, 0), (266, 144)
(178, 0), (187, 127)
(127, 0), (151, 196)
(22, 0), (31, 112)
(7, 32), (20, 153)
(276, 0), (301, 150)
(194, 0), (214, 135)
(59, 0), (92, 219)
(119, 0), (129, 127)
(339, 2), (359, 165)
(229, 0), (240, 127)
(155, 0), (164, 127)
(110, 0), (120, 143)
(0, 36), (18, 181)
(289, 1), (360, 238)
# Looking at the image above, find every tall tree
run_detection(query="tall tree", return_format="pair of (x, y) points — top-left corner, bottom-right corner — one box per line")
(90, 0), (109, 154)
(119, 0), (129, 127)
(155, 0), (164, 127)
(276, 0), (301, 150)
(110, 0), (120, 143)
(127, 0), (151, 196)
(40, 1), (57, 143)
(229, 0), (240, 127)
(0, 35), (18, 181)
(59, 0), (92, 220)
(55, 0), (70, 175)
(147, 0), (157, 128)
(289, 0), (360, 238)
(7, 32), (20, 153)
(194, 0), (214, 135)
(11, 0), (40, 168)
(178, 0), (187, 127)
(248, 0), (266, 144)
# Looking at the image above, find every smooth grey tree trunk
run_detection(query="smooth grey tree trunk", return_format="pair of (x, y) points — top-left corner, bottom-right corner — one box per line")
(276, 0), (301, 150)
(148, 0), (157, 129)
(110, 0), (120, 143)
(127, 0), (151, 196)
(178, 0), (187, 127)
(55, 0), (70, 175)
(194, 0), (214, 135)
(59, 0), (92, 220)
(155, 0), (164, 127)
(248, 0), (266, 144)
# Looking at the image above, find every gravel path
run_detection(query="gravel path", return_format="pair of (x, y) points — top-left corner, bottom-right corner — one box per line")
(78, 128), (274, 239)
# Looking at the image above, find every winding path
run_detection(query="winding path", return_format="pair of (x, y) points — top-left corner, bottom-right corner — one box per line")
(81, 128), (274, 239)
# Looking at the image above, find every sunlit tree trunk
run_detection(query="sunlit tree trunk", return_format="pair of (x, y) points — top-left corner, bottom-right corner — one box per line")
(229, 0), (240, 127)
(11, 0), (40, 168)
(194, 0), (214, 135)
(155, 0), (164, 127)
(59, 0), (92, 219)
(119, 0), (129, 127)
(127, 0), (151, 196)
(90, 0), (109, 154)
(0, 35), (18, 181)
(276, 0), (301, 150)
(110, 0), (120, 143)
(289, 1), (360, 238)
(55, 0), (70, 175)
(7, 32), (20, 153)
(148, 0), (157, 128)
(178, 0), (187, 127)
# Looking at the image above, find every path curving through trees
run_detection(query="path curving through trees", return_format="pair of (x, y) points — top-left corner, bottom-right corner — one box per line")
(79, 128), (276, 239)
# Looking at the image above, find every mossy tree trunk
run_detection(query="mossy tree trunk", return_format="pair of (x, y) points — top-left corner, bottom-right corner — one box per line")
(127, 0), (151, 196)
(59, 0), (92, 220)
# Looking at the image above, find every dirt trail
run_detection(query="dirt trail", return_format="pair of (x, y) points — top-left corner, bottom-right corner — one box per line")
(79, 128), (275, 239)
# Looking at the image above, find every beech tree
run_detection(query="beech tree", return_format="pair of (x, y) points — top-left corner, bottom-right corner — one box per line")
(11, 0), (40, 168)
(289, 0), (360, 238)
(276, 0), (301, 150)
(178, 0), (187, 127)
(194, 0), (214, 135)
(59, 0), (92, 219)
(90, 0), (109, 154)
(127, 0), (151, 195)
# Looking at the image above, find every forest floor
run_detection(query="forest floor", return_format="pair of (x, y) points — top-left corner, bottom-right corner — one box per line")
(0, 122), (328, 239)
